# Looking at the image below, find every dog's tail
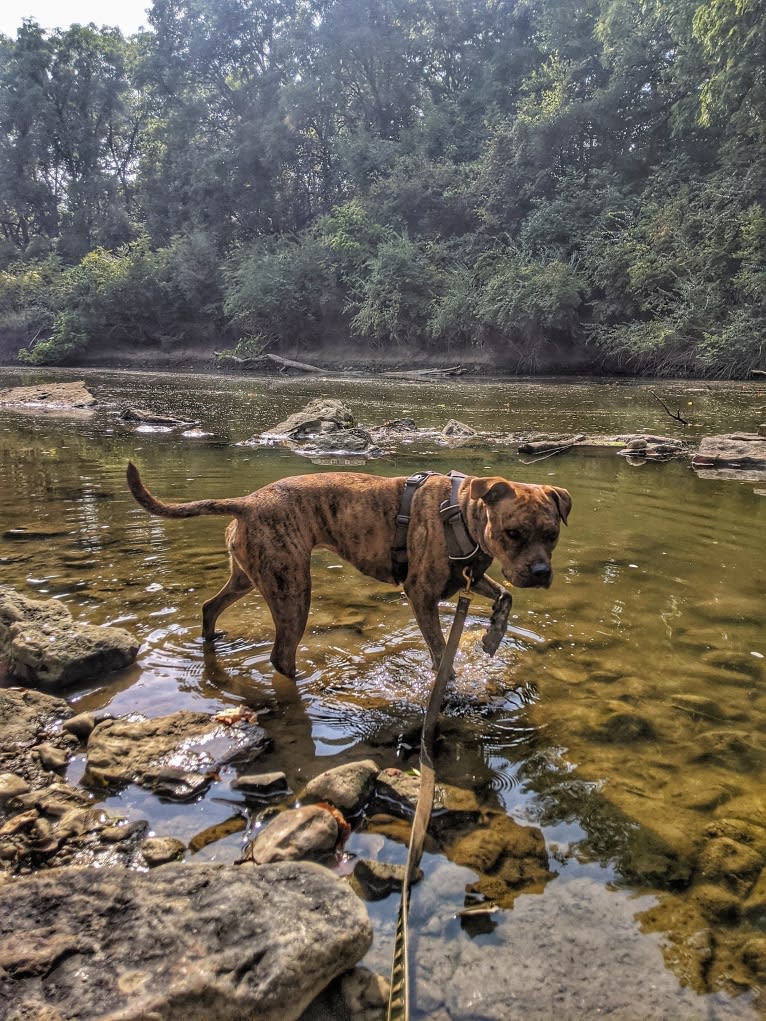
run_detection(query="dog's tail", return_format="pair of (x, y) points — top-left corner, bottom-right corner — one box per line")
(126, 462), (248, 519)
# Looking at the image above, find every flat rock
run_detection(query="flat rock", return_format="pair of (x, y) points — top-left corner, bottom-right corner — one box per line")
(693, 434), (766, 469)
(231, 771), (290, 798)
(0, 861), (372, 1021)
(0, 588), (139, 688)
(0, 381), (96, 409)
(84, 709), (270, 798)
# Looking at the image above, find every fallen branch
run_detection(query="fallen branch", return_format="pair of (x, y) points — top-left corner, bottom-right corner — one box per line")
(381, 365), (465, 379)
(648, 389), (689, 426)
(216, 352), (326, 373)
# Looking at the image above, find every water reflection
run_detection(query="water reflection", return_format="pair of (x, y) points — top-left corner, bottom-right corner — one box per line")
(1, 367), (765, 1017)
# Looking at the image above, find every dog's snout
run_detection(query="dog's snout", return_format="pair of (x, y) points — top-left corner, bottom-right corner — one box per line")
(529, 561), (552, 585)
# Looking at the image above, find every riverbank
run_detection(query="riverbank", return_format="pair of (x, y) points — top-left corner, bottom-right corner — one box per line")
(0, 328), (623, 379)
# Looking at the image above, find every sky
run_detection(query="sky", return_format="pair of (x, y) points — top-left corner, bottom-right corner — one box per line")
(1, 0), (152, 37)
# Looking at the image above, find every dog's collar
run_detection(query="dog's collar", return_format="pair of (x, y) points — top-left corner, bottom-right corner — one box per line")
(391, 470), (490, 586)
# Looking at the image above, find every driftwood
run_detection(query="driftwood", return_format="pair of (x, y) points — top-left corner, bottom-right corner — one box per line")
(648, 389), (689, 426)
(381, 365), (465, 379)
(215, 352), (326, 374)
(120, 408), (199, 429)
(752, 369), (766, 377)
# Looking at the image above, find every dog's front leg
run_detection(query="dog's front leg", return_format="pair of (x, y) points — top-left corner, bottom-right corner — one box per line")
(471, 576), (512, 656)
(406, 590), (447, 671)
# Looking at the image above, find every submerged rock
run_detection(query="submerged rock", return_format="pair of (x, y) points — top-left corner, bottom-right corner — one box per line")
(141, 835), (186, 867)
(519, 433), (586, 455)
(84, 708), (269, 798)
(294, 427), (382, 458)
(0, 587), (139, 688)
(0, 861), (372, 1021)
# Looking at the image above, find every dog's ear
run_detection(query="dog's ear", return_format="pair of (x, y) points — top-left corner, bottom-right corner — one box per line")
(546, 486), (572, 525)
(469, 477), (515, 506)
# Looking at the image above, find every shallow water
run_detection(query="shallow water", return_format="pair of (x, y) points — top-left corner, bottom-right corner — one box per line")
(1, 367), (765, 1018)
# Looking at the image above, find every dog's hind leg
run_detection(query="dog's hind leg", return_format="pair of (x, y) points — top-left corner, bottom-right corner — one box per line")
(202, 557), (254, 640)
(258, 561), (312, 679)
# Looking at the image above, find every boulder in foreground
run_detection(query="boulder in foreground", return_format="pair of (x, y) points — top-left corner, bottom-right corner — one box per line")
(0, 861), (372, 1021)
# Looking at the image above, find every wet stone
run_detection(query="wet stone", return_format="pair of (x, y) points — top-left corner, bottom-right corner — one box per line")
(231, 771), (290, 797)
(0, 588), (138, 689)
(83, 709), (270, 798)
(302, 759), (379, 815)
(0, 773), (30, 807)
(242, 804), (340, 865)
(62, 711), (97, 741)
(35, 742), (69, 772)
(0, 688), (74, 785)
(141, 836), (186, 867)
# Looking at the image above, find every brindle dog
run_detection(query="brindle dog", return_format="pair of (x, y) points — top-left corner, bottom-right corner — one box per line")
(126, 463), (571, 678)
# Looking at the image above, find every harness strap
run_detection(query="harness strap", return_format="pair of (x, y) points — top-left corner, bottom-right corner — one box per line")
(391, 470), (489, 587)
(439, 471), (481, 563)
(391, 471), (437, 584)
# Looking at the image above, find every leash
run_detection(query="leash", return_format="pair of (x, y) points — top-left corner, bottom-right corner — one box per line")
(387, 573), (473, 1021)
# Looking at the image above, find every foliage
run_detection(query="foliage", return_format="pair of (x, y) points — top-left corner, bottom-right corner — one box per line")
(0, 0), (764, 375)
(348, 234), (442, 347)
(223, 234), (335, 345)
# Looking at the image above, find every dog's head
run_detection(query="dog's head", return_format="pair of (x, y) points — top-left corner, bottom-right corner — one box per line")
(468, 477), (571, 588)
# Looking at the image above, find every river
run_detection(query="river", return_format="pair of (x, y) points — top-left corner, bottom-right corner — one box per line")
(1, 366), (765, 1019)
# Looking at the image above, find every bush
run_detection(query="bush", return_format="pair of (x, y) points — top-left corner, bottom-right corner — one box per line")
(18, 232), (225, 365)
(223, 233), (335, 346)
(347, 234), (442, 347)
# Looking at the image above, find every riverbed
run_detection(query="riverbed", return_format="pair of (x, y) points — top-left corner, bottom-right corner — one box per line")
(1, 367), (765, 1019)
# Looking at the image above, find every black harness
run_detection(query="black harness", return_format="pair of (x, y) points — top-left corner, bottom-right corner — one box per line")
(391, 470), (492, 589)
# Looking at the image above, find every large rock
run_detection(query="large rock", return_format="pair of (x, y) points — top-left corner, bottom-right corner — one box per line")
(0, 588), (139, 688)
(0, 861), (372, 1021)
(84, 708), (270, 798)
(266, 398), (355, 438)
(693, 434), (766, 469)
(0, 380), (96, 409)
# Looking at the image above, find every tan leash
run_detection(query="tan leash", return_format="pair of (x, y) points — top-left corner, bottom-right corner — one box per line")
(387, 575), (473, 1021)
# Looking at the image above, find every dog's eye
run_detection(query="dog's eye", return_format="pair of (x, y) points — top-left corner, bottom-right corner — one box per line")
(505, 528), (523, 542)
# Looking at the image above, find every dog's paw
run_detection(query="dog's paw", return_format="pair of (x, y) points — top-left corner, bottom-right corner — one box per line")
(481, 628), (504, 657)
